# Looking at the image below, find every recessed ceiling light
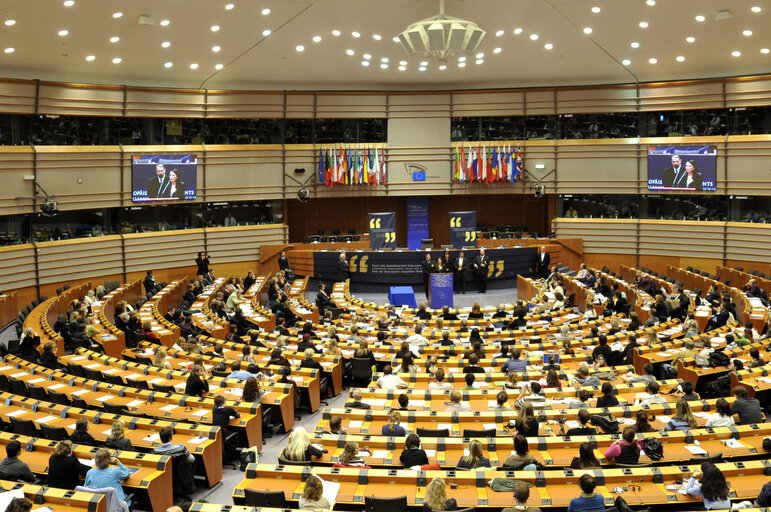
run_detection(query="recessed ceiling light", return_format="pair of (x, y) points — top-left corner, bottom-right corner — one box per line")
(676, 55), (685, 62)
(743, 30), (753, 36)
(313, 36), (321, 42)
(513, 28), (523, 35)
(4, 47), (14, 54)
(4, 20), (15, 26)
(262, 29), (271, 36)
(399, 66), (406, 71)
(638, 21), (648, 28)
(380, 63), (388, 69)
(622, 59), (631, 66)
(495, 29), (504, 37)
(361, 60), (369, 66)
(372, 34), (381, 40)
(439, 64), (447, 70)
(164, 62), (173, 68)
(732, 50), (741, 57)
(686, 36), (695, 43)
(476, 59), (483, 64)
(352, 31), (360, 38)
(751, 6), (762, 13)
(190, 63), (198, 69)
(261, 8), (270, 15)
(458, 62), (466, 67)
(399, 60), (407, 65)
(85, 55), (95, 61)
(418, 66), (426, 71)
(381, 57), (389, 63)
(346, 49), (355, 56)
(296, 45), (304, 52)
(332, 29), (341, 36)
(631, 41), (640, 48)
(530, 33), (539, 40)
(393, 36), (399, 42)
(58, 29), (69, 36)
(476, 52), (484, 58)
(544, 43), (553, 50)
(211, 25), (220, 32)
(762, 48), (770, 54)
(215, 63), (224, 70)
(112, 57), (121, 64)
(225, 4), (234, 10)
(695, 15), (705, 22)
(363, 53), (371, 60)
(160, 19), (170, 26)
(583, 27), (592, 34)
(161, 41), (171, 48)
(109, 36), (120, 43)
(591, 6), (600, 13)
(646, 0), (655, 5)
(112, 12), (122, 18)
(648, 57), (657, 64)
(493, 47), (502, 54)
(212, 45), (221, 52)
(63, 0), (74, 6)
(458, 56), (466, 62)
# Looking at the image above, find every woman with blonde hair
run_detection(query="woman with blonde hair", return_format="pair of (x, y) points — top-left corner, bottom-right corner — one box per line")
(335, 440), (369, 468)
(514, 403), (539, 437)
(153, 348), (172, 370)
(354, 338), (376, 368)
(423, 478), (457, 511)
(663, 398), (698, 432)
(84, 289), (97, 306)
(281, 426), (323, 462)
(326, 325), (339, 342)
(381, 411), (406, 436)
(326, 339), (341, 356)
(468, 303), (484, 319)
(105, 420), (133, 450)
(456, 439), (490, 469)
(299, 473), (331, 510)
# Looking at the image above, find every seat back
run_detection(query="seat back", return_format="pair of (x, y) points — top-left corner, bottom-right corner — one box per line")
(462, 428), (497, 438)
(126, 378), (149, 390)
(416, 428), (450, 438)
(40, 424), (69, 441)
(103, 374), (125, 386)
(27, 385), (48, 401)
(83, 367), (104, 382)
(9, 378), (28, 397)
(10, 417), (37, 437)
(277, 455), (310, 466)
(244, 489), (287, 508)
(152, 384), (175, 393)
(48, 389), (70, 405)
(364, 495), (408, 512)
(67, 363), (85, 377)
(351, 357), (373, 385)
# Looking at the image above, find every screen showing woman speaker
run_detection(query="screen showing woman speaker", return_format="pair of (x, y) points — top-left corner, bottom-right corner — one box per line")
(647, 145), (717, 191)
(132, 155), (198, 202)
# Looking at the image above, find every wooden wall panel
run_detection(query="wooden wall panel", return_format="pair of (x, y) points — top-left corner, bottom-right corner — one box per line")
(37, 84), (124, 116)
(638, 80), (724, 111)
(0, 80), (36, 114)
(315, 93), (387, 118)
(124, 88), (206, 118)
(35, 236), (123, 285)
(122, 230), (206, 273)
(555, 139), (640, 194)
(204, 146), (284, 201)
(388, 93), (451, 119)
(451, 91), (525, 117)
(0, 148), (34, 214)
(285, 93), (314, 119)
(554, 219), (638, 254)
(556, 85), (638, 114)
(205, 225), (286, 266)
(725, 223), (771, 263)
(0, 245), (36, 291)
(205, 91), (284, 118)
(725, 76), (771, 107)
(525, 89), (556, 115)
(638, 220), (724, 258)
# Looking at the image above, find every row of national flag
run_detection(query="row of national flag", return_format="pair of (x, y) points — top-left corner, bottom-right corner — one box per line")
(318, 146), (387, 187)
(453, 144), (524, 184)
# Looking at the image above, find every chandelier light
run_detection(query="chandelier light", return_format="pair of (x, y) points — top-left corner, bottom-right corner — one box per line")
(397, 0), (486, 62)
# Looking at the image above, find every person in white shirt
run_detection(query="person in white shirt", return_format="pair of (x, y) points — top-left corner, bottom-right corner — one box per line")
(377, 365), (408, 390)
(427, 368), (453, 392)
(639, 381), (668, 407)
(406, 323), (429, 347)
(445, 389), (472, 412)
(705, 398), (735, 428)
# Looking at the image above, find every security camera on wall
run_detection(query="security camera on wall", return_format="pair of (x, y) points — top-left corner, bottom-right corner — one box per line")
(40, 198), (59, 217)
(534, 184), (545, 198)
(297, 188), (310, 203)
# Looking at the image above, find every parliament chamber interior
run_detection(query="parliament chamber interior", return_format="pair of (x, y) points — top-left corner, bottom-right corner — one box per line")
(1, 1), (771, 512)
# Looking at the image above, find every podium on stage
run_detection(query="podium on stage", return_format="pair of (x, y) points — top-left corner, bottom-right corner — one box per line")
(429, 273), (453, 309)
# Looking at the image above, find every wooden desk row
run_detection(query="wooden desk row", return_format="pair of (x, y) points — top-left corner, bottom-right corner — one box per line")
(137, 280), (185, 346)
(0, 479), (107, 512)
(91, 279), (144, 358)
(25, 283), (92, 356)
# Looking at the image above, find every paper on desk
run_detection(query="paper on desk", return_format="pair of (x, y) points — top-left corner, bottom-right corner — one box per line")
(71, 356), (87, 361)
(192, 410), (208, 417)
(95, 395), (114, 402)
(48, 383), (65, 390)
(656, 415), (671, 424)
(103, 368), (119, 374)
(693, 412), (712, 419)
(722, 438), (745, 449)
(565, 421), (580, 428)
(159, 404), (177, 412)
(437, 424), (452, 431)
(148, 378), (165, 385)
(6, 411), (27, 417)
(85, 363), (101, 369)
(27, 378), (45, 384)
(424, 449), (437, 457)
(35, 415), (57, 424)
(311, 443), (324, 451)
(143, 433), (160, 442)
(10, 372), (26, 378)
(685, 445), (707, 455)
(189, 436), (208, 445)
(371, 449), (388, 459)
(72, 389), (89, 396)
(0, 488), (26, 512)
(348, 420), (363, 428)
(483, 423), (497, 431)
(636, 392), (651, 400)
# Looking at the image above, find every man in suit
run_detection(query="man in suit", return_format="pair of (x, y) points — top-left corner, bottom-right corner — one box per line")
(421, 253), (434, 298)
(473, 248), (488, 293)
(337, 252), (349, 283)
(454, 251), (468, 294)
(143, 270), (156, 294)
(315, 283), (333, 315)
(661, 154), (683, 188)
(535, 246), (550, 278)
(278, 251), (291, 273)
(147, 163), (170, 198)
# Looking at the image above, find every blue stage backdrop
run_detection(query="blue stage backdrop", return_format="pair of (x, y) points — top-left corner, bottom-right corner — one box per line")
(314, 247), (537, 285)
(449, 211), (477, 249)
(430, 273), (454, 309)
(368, 212), (396, 250)
(406, 197), (429, 250)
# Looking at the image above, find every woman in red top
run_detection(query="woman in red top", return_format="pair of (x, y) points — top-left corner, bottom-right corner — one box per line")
(142, 321), (161, 344)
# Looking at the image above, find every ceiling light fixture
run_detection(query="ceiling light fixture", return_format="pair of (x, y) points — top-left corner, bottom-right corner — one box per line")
(211, 25), (220, 31)
(381, 57), (389, 63)
(112, 57), (122, 64)
(493, 47), (501, 54)
(63, 0), (74, 6)
(458, 56), (466, 62)
(513, 27), (522, 35)
(112, 12), (122, 18)
(380, 63), (388, 69)
(361, 60), (369, 66)
(648, 57), (657, 63)
(86, 55), (95, 61)
(162, 41), (171, 48)
(332, 30), (340, 36)
(346, 49), (355, 55)
(458, 61), (466, 67)
(296, 45), (304, 52)
(676, 55), (685, 61)
(400, 60), (407, 65)
(399, 66), (406, 71)
(476, 52), (484, 58)
(731, 50), (741, 57)
(109, 36), (119, 42)
(695, 15), (705, 22)
(622, 59), (631, 65)
(164, 61), (173, 68)
(638, 21), (648, 28)
(495, 29), (504, 36)
(4, 47), (14, 53)
(190, 63), (198, 69)
(530, 33), (539, 40)
(160, 20), (170, 26)
(761, 48), (770, 54)
(475, 58), (483, 64)
(58, 29), (69, 36)
(419, 66), (426, 71)
(225, 4), (234, 10)
(544, 43), (553, 50)
(4, 20), (15, 26)
(583, 27), (592, 34)
(261, 8), (270, 15)
(397, 0), (485, 62)
(352, 31), (360, 38)
(751, 6), (762, 13)
(743, 29), (753, 36)
(439, 64), (446, 70)
(215, 64), (224, 69)
(212, 45), (221, 52)
(373, 34), (381, 40)
(646, 0), (655, 5)
(392, 36), (399, 42)
(631, 41), (640, 48)
(591, 6), (600, 13)
(363, 53), (371, 60)
(420, 60), (428, 66)
(686, 36), (695, 43)
(262, 29), (271, 36)
(313, 35), (321, 42)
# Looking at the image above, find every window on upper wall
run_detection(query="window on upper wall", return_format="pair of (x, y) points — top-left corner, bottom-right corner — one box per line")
(557, 194), (640, 219)
(728, 196), (771, 223)
(559, 113), (640, 139)
(640, 194), (727, 221)
(451, 117), (481, 141)
(31, 208), (117, 241)
(479, 116), (524, 141)
(203, 200), (283, 227)
(728, 106), (771, 135)
(523, 115), (558, 140)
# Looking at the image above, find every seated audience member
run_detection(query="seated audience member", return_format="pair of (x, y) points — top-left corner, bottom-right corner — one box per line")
(399, 433), (429, 468)
(416, 302), (432, 320)
(382, 411), (407, 436)
(396, 393), (410, 410)
(300, 348), (323, 370)
(756, 480), (771, 507)
(153, 426), (196, 481)
(345, 388), (370, 409)
(423, 478), (457, 512)
(185, 364), (209, 397)
(242, 376), (265, 403)
(686, 462), (731, 511)
(567, 474), (605, 512)
(503, 435), (538, 470)
(501, 481), (542, 512)
(604, 427), (641, 464)
(446, 389), (472, 412)
(70, 418), (96, 446)
(39, 342), (61, 370)
(544, 369), (562, 389)
(325, 416), (346, 435)
(640, 381), (668, 407)
(632, 410), (655, 433)
(514, 403), (539, 437)
(85, 449), (132, 506)
(679, 380), (700, 401)
(456, 439), (491, 469)
(514, 381), (546, 410)
(18, 327), (41, 360)
(377, 365), (409, 390)
(212, 394), (241, 428)
(281, 427), (323, 462)
(335, 440), (369, 468)
(663, 398), (698, 432)
(299, 473), (331, 510)
(596, 382), (620, 408)
(572, 366), (600, 387)
(731, 385), (763, 424)
(568, 389), (593, 409)
(493, 391), (512, 411)
(501, 348), (528, 373)
(623, 363), (656, 384)
(0, 440), (35, 482)
(227, 360), (256, 380)
(46, 440), (90, 490)
(565, 409), (597, 436)
(705, 398), (735, 428)
(570, 443), (601, 470)
(463, 353), (486, 374)
(105, 421), (133, 451)
(462, 373), (476, 390)
(428, 367), (453, 391)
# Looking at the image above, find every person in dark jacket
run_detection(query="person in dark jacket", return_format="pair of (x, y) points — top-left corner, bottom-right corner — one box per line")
(0, 441), (35, 482)
(565, 409), (597, 437)
(105, 421), (133, 451)
(195, 252), (210, 277)
(143, 270), (156, 295)
(46, 440), (90, 490)
(399, 433), (429, 468)
(185, 364), (209, 397)
(39, 342), (61, 370)
(70, 418), (96, 446)
(212, 394), (240, 428)
(300, 348), (323, 370)
(18, 328), (41, 360)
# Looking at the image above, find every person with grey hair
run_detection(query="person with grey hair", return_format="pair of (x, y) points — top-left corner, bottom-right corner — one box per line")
(345, 388), (370, 409)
